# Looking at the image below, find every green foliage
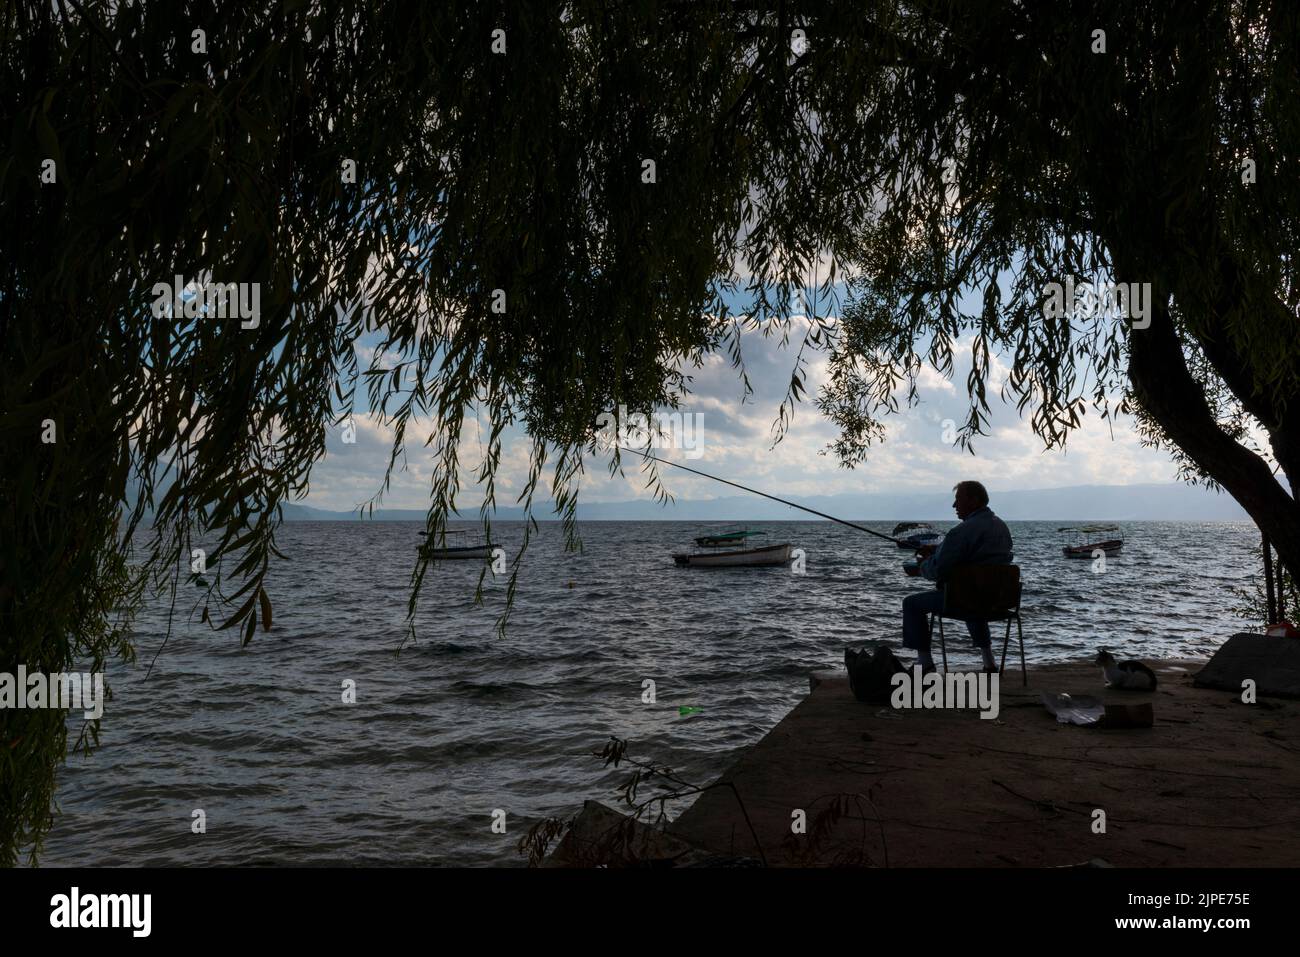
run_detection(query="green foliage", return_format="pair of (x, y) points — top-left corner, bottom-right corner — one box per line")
(0, 509), (138, 865)
(819, 3), (1299, 477)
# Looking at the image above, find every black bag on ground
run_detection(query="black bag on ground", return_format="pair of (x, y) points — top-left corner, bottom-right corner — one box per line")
(845, 644), (908, 704)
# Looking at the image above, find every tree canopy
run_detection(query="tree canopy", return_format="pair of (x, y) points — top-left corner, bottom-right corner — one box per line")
(2, 0), (1297, 864)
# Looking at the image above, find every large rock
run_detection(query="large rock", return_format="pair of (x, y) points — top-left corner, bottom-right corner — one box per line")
(1194, 633), (1300, 698)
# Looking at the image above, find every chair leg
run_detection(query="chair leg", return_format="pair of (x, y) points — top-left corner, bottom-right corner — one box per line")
(1000, 619), (1010, 675)
(935, 615), (947, 672)
(1017, 614), (1026, 687)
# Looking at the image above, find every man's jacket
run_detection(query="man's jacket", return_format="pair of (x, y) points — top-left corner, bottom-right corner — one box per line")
(919, 506), (1013, 584)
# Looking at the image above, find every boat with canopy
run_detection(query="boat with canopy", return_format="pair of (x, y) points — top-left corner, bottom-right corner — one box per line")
(673, 529), (793, 567)
(1058, 524), (1124, 559)
(693, 528), (766, 547)
(891, 521), (944, 550)
(417, 529), (498, 560)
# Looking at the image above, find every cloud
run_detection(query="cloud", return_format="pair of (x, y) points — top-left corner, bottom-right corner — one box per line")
(299, 325), (1187, 511)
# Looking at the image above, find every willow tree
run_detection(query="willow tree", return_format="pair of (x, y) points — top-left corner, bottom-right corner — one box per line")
(817, 0), (1300, 587)
(1, 1), (1295, 864)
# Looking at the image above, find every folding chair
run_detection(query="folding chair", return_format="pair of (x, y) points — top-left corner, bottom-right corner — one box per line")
(928, 564), (1026, 686)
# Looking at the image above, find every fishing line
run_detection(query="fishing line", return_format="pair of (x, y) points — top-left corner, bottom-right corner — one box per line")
(616, 446), (904, 545)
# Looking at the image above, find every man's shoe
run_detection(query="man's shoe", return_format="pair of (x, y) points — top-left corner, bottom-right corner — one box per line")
(981, 664), (1000, 674)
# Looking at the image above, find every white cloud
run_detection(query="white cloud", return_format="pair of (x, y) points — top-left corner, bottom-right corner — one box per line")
(300, 326), (1188, 512)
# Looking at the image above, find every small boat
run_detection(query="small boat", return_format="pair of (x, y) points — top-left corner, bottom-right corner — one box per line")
(693, 528), (766, 547)
(424, 544), (496, 559)
(891, 521), (943, 550)
(673, 542), (793, 567)
(674, 528), (792, 567)
(1058, 524), (1124, 559)
(417, 530), (497, 560)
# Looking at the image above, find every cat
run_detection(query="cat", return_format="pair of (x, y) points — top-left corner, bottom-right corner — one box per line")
(1095, 648), (1158, 690)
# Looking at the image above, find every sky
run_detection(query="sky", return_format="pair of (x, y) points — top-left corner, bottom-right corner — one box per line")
(299, 310), (1210, 517)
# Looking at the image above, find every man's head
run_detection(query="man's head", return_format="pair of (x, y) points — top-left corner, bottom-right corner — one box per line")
(952, 481), (989, 520)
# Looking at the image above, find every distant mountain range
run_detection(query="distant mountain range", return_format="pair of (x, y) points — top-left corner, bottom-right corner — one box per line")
(283, 482), (1249, 522)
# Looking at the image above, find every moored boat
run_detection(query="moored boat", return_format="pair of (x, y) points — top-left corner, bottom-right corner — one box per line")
(673, 542), (793, 567)
(418, 530), (498, 560)
(694, 528), (766, 547)
(422, 544), (496, 559)
(891, 521), (943, 550)
(1058, 524), (1124, 559)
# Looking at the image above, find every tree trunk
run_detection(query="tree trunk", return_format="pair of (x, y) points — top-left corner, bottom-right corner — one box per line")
(1125, 287), (1300, 586)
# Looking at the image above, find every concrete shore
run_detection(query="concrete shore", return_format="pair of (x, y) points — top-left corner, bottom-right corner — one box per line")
(667, 658), (1300, 866)
(552, 656), (1300, 866)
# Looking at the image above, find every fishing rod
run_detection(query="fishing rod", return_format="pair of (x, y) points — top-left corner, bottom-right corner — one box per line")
(617, 446), (906, 545)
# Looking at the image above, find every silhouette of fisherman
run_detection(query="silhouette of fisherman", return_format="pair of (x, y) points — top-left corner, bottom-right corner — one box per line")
(902, 481), (1012, 674)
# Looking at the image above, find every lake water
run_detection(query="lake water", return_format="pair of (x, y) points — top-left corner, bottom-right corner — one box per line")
(37, 519), (1259, 865)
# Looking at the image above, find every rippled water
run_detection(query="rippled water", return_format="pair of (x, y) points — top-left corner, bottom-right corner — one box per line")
(38, 519), (1258, 866)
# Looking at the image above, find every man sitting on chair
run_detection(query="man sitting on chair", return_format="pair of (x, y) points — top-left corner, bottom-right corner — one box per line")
(904, 481), (1013, 674)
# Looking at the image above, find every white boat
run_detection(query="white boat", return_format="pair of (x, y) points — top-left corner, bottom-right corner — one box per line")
(672, 542), (793, 567)
(892, 521), (943, 550)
